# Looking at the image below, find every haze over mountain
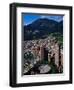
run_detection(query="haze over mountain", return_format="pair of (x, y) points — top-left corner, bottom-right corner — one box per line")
(24, 18), (63, 40)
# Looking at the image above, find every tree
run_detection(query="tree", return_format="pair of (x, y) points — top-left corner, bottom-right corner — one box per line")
(24, 51), (34, 61)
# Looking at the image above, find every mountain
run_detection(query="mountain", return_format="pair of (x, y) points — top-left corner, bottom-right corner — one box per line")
(58, 21), (63, 34)
(24, 18), (63, 40)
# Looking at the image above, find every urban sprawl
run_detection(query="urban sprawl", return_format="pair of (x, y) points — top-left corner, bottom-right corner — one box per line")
(23, 36), (63, 75)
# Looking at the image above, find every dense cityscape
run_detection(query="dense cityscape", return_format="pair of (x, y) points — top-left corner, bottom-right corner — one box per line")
(22, 15), (63, 75)
(23, 35), (63, 75)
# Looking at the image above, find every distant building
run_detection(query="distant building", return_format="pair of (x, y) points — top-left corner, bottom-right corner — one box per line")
(60, 52), (63, 66)
(54, 43), (60, 67)
(31, 46), (37, 59)
(40, 45), (44, 61)
(44, 48), (48, 61)
(48, 53), (51, 63)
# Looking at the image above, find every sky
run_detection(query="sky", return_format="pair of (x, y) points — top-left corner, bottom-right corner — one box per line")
(22, 13), (63, 25)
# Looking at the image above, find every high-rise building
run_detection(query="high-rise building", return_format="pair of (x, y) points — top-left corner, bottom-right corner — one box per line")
(48, 53), (51, 63)
(31, 46), (36, 59)
(54, 43), (60, 67)
(44, 48), (48, 61)
(40, 45), (44, 61)
(60, 51), (63, 66)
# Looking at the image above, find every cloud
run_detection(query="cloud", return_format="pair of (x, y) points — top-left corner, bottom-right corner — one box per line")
(40, 16), (46, 18)
(40, 15), (63, 22)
